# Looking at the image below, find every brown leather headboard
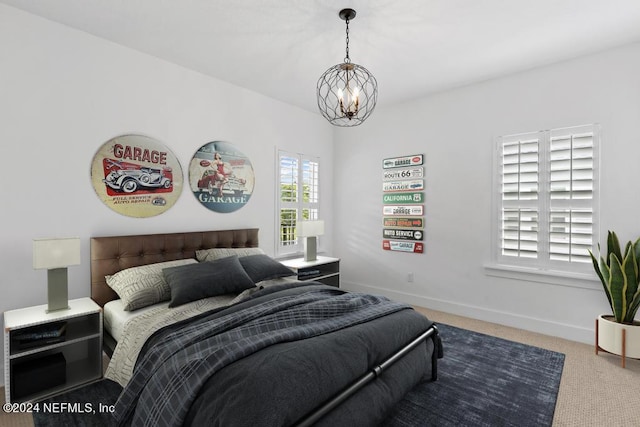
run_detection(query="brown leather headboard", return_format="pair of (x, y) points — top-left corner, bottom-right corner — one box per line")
(90, 228), (259, 307)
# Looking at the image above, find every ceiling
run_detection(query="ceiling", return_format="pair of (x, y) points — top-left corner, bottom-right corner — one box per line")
(4, 0), (640, 114)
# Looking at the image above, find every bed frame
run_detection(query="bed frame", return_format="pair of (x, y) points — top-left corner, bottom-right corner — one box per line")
(90, 228), (259, 355)
(89, 228), (439, 424)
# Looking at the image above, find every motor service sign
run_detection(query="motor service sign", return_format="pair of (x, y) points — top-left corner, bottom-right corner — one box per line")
(188, 141), (255, 213)
(382, 229), (424, 241)
(91, 134), (183, 217)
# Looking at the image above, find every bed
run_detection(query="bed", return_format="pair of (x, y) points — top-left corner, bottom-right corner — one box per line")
(90, 228), (441, 426)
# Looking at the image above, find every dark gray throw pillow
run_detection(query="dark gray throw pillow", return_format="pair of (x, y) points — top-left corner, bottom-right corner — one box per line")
(163, 255), (255, 307)
(238, 254), (295, 283)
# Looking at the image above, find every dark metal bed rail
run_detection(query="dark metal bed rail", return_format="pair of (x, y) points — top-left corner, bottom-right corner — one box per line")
(294, 324), (441, 427)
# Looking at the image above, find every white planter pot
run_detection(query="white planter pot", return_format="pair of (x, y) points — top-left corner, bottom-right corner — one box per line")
(597, 314), (640, 359)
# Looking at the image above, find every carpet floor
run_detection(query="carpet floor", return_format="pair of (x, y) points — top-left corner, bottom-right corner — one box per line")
(382, 323), (564, 426)
(33, 323), (564, 426)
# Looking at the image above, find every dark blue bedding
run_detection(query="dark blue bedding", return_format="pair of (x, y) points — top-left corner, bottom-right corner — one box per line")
(115, 282), (438, 426)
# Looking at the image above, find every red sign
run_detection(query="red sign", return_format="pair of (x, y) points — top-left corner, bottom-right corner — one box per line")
(382, 240), (424, 253)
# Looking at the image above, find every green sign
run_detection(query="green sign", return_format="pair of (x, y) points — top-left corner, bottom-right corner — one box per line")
(382, 192), (424, 204)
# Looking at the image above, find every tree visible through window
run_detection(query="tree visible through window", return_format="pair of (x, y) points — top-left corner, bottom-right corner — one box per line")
(277, 151), (319, 256)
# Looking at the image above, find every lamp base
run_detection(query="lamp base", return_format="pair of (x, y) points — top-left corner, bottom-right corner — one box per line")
(47, 268), (70, 313)
(303, 236), (318, 262)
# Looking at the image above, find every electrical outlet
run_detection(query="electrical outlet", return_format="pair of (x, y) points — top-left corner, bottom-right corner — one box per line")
(407, 272), (414, 283)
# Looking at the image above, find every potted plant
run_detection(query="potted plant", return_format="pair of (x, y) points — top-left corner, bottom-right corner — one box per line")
(589, 231), (640, 366)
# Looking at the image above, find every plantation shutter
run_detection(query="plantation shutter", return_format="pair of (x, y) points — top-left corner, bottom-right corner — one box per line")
(279, 153), (299, 249)
(276, 150), (320, 256)
(496, 124), (599, 272)
(548, 126), (595, 264)
(499, 133), (540, 260)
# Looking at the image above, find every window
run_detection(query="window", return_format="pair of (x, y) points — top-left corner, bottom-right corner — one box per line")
(276, 150), (320, 256)
(494, 124), (599, 275)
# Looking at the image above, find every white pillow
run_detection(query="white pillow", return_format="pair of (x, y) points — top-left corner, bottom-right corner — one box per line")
(106, 258), (197, 311)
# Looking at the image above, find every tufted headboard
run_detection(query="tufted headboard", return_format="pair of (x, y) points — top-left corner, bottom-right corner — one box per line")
(90, 228), (259, 307)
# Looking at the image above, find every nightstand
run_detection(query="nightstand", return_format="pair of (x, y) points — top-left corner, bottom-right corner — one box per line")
(4, 297), (102, 403)
(281, 256), (340, 287)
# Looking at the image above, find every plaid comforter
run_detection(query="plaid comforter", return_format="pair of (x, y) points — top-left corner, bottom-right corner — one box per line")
(114, 285), (410, 426)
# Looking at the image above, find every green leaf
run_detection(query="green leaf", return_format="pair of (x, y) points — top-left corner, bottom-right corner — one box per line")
(634, 237), (640, 285)
(589, 249), (605, 286)
(628, 287), (640, 322)
(607, 231), (622, 267)
(621, 246), (637, 323)
(598, 255), (613, 309)
(608, 253), (626, 323)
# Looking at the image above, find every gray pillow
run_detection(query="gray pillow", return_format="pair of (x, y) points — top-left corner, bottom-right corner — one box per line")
(195, 247), (265, 262)
(163, 255), (255, 308)
(105, 258), (198, 311)
(238, 254), (295, 283)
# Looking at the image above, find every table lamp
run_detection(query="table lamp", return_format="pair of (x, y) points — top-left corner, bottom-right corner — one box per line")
(33, 237), (81, 313)
(297, 220), (324, 262)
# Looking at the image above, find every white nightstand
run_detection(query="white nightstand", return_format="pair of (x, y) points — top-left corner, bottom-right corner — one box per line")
(4, 297), (103, 403)
(281, 256), (340, 287)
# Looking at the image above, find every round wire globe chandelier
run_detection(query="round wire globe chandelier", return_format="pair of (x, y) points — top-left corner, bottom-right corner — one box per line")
(317, 8), (378, 127)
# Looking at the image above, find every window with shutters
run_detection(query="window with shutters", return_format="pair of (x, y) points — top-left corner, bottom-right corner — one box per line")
(276, 150), (320, 256)
(493, 124), (599, 275)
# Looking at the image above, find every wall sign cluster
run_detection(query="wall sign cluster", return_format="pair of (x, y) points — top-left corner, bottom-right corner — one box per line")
(91, 134), (254, 218)
(382, 154), (425, 254)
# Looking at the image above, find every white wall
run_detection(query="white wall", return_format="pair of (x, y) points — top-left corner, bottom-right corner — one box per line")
(3, 2), (640, 386)
(0, 5), (333, 382)
(334, 42), (640, 344)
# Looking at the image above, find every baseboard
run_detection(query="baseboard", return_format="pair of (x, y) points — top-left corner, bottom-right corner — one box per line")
(343, 280), (594, 345)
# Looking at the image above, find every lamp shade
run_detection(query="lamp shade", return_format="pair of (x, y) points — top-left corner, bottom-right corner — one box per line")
(297, 220), (325, 238)
(33, 238), (81, 269)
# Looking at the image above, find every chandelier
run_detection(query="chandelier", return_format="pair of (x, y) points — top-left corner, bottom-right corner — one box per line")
(317, 8), (378, 127)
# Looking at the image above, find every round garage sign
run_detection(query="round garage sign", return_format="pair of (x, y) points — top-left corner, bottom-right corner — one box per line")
(188, 141), (255, 213)
(90, 134), (183, 217)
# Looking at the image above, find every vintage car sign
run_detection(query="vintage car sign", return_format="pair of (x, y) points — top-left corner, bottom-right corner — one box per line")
(90, 134), (183, 217)
(382, 192), (424, 204)
(382, 167), (424, 181)
(188, 141), (255, 213)
(382, 229), (423, 241)
(382, 205), (424, 216)
(383, 217), (424, 228)
(382, 179), (424, 193)
(382, 154), (423, 169)
(382, 240), (424, 253)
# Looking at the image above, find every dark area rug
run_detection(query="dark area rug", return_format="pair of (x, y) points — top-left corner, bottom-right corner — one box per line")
(383, 323), (565, 427)
(32, 379), (121, 427)
(33, 323), (564, 427)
